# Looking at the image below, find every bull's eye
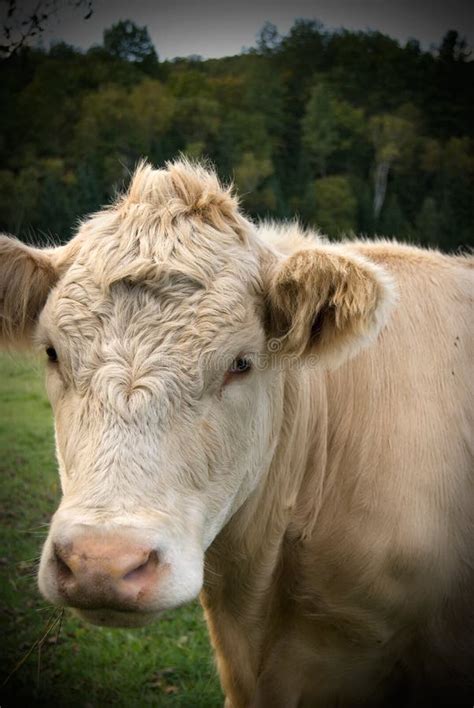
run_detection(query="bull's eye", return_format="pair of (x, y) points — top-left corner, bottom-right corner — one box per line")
(228, 357), (252, 375)
(46, 346), (58, 363)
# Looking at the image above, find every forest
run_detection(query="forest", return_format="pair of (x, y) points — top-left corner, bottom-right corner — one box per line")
(1, 19), (473, 251)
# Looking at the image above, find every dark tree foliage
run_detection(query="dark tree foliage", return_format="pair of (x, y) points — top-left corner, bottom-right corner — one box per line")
(103, 19), (158, 69)
(0, 19), (472, 250)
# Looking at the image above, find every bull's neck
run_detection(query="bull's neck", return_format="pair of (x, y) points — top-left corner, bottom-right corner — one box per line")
(202, 365), (326, 702)
(203, 362), (326, 609)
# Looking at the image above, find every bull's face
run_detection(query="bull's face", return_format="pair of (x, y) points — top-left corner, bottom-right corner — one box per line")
(0, 161), (394, 627)
(37, 254), (279, 627)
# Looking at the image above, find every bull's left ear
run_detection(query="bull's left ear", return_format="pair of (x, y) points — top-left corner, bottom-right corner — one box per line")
(265, 246), (397, 367)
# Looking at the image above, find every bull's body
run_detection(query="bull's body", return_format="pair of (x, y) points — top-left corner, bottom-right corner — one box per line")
(203, 239), (474, 707)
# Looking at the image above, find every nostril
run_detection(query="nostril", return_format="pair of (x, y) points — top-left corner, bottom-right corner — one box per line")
(54, 544), (74, 583)
(123, 550), (159, 583)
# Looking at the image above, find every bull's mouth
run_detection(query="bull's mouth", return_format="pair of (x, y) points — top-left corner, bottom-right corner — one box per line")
(74, 607), (159, 628)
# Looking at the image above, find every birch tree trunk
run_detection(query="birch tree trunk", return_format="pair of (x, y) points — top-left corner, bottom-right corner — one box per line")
(373, 159), (391, 220)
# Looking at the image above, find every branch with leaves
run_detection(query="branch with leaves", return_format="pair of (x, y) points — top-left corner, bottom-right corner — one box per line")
(0, 0), (93, 58)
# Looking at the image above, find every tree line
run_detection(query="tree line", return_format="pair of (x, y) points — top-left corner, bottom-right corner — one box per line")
(1, 19), (473, 250)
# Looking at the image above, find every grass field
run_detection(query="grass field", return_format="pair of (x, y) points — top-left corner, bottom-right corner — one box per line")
(0, 354), (223, 707)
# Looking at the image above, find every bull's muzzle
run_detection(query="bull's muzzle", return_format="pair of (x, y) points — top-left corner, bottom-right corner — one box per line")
(47, 529), (163, 613)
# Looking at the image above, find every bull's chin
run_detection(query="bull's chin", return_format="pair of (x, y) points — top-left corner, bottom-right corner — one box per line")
(73, 607), (160, 628)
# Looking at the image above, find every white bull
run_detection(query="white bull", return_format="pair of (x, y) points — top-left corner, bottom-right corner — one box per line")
(1, 159), (473, 707)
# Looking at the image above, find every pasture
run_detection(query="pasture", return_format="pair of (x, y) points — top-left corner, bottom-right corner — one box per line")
(0, 353), (222, 707)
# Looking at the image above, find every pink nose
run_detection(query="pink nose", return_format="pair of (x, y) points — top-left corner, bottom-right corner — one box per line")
(53, 533), (160, 611)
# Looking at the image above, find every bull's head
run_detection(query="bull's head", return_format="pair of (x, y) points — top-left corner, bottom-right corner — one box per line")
(0, 160), (395, 626)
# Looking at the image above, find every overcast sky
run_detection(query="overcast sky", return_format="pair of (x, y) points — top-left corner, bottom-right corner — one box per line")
(30, 0), (474, 58)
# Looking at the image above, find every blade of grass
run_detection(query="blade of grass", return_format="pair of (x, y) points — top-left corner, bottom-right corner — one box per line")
(2, 608), (64, 687)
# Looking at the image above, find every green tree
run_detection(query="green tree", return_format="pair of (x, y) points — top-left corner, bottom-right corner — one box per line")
(74, 79), (174, 186)
(378, 194), (408, 238)
(306, 175), (357, 237)
(172, 95), (220, 153)
(6, 166), (42, 236)
(217, 110), (273, 176)
(35, 170), (73, 242)
(0, 169), (18, 233)
(438, 137), (474, 249)
(302, 84), (365, 177)
(420, 138), (442, 174)
(438, 30), (471, 63)
(233, 152), (275, 214)
(103, 20), (158, 67)
(415, 197), (440, 245)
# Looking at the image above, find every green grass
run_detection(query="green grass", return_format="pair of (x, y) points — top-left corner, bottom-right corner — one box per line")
(0, 354), (222, 707)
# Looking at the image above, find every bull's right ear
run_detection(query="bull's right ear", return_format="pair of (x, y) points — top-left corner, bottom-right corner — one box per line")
(0, 235), (59, 347)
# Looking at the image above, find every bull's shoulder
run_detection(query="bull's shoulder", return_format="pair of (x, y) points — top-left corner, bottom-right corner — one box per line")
(257, 226), (473, 277)
(348, 238), (473, 272)
(346, 240), (473, 316)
